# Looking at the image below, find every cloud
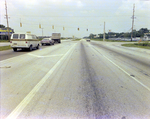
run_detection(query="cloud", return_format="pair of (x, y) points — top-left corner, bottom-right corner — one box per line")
(1, 0), (149, 37)
(77, 0), (83, 7)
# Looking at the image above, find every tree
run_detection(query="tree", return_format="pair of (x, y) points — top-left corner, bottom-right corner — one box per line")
(137, 28), (149, 37)
(0, 24), (5, 28)
(89, 33), (95, 39)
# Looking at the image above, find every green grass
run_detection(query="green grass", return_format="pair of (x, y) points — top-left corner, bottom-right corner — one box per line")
(90, 39), (131, 42)
(0, 45), (12, 51)
(0, 40), (9, 42)
(105, 39), (131, 42)
(91, 38), (103, 41)
(122, 41), (150, 49)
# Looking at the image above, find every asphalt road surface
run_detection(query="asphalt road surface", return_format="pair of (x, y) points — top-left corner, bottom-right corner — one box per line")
(1, 40), (150, 119)
(0, 42), (10, 47)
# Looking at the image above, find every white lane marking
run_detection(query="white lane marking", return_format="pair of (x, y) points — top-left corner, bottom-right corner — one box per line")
(28, 53), (64, 58)
(6, 44), (77, 119)
(91, 46), (150, 92)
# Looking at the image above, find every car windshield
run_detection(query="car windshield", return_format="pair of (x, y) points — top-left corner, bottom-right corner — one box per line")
(1, 0), (150, 119)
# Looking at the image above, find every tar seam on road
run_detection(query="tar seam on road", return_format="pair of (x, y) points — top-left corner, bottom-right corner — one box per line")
(90, 44), (150, 92)
(28, 53), (64, 58)
(6, 43), (77, 119)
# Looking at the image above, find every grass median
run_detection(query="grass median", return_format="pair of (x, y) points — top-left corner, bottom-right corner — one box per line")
(122, 41), (150, 49)
(0, 45), (12, 51)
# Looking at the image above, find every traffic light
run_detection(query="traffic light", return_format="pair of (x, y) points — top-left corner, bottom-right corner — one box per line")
(39, 24), (41, 28)
(20, 22), (22, 27)
(78, 28), (79, 31)
(87, 29), (88, 31)
(52, 25), (54, 29)
(63, 27), (65, 30)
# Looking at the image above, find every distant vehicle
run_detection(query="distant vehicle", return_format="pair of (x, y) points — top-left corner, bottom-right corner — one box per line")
(51, 33), (61, 43)
(86, 39), (90, 42)
(41, 38), (54, 45)
(10, 33), (40, 51)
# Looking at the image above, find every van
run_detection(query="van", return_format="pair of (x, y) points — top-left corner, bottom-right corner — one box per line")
(10, 33), (40, 51)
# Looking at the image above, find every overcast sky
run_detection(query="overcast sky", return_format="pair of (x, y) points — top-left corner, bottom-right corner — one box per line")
(1, 0), (150, 37)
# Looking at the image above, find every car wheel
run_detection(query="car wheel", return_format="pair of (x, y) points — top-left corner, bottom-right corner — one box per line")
(29, 45), (32, 51)
(36, 44), (39, 49)
(13, 48), (17, 51)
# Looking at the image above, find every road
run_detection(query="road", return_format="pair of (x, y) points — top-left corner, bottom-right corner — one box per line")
(0, 42), (10, 46)
(1, 40), (150, 119)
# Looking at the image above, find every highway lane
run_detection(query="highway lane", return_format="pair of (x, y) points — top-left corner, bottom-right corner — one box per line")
(0, 43), (62, 61)
(0, 43), (10, 46)
(1, 40), (150, 119)
(0, 40), (71, 61)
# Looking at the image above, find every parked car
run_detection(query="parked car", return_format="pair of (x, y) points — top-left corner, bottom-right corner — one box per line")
(41, 38), (54, 45)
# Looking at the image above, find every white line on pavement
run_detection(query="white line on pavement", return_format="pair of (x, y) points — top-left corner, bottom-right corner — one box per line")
(91, 45), (150, 92)
(6, 43), (77, 119)
(28, 53), (64, 58)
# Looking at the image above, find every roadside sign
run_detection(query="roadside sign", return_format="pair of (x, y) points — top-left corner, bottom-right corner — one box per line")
(0, 28), (14, 35)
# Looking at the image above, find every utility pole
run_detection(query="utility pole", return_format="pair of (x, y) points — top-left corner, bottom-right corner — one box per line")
(131, 4), (135, 42)
(5, 0), (10, 41)
(103, 22), (105, 41)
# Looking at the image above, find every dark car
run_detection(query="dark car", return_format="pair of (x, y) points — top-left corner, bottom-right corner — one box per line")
(41, 38), (54, 45)
(86, 39), (90, 42)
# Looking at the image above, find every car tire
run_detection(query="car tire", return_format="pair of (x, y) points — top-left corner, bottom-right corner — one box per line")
(36, 44), (39, 49)
(13, 48), (17, 52)
(29, 45), (32, 51)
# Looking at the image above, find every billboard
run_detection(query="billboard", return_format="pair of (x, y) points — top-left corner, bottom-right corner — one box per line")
(0, 28), (14, 35)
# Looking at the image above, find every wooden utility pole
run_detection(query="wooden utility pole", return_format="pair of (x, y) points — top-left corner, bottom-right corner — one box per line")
(103, 22), (105, 41)
(131, 4), (135, 42)
(5, 0), (10, 41)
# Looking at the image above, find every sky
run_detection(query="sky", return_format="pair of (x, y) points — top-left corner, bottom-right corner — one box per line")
(0, 0), (150, 37)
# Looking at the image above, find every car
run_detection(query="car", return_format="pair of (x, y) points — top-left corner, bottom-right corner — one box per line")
(10, 33), (40, 51)
(86, 39), (90, 42)
(41, 38), (54, 45)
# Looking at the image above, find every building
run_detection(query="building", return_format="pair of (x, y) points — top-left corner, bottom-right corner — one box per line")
(144, 33), (150, 41)
(0, 28), (14, 40)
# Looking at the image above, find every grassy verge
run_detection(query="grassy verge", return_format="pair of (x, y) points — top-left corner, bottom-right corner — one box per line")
(91, 38), (103, 41)
(0, 40), (9, 42)
(105, 40), (131, 42)
(0, 45), (12, 51)
(122, 41), (150, 49)
(90, 39), (132, 42)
